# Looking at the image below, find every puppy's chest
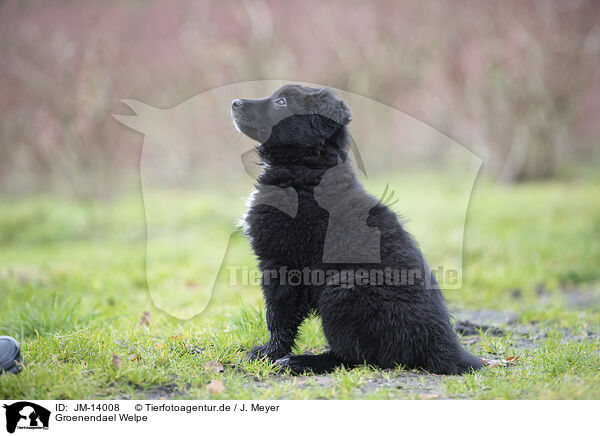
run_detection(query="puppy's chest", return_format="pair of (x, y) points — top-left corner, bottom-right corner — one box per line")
(243, 187), (328, 263)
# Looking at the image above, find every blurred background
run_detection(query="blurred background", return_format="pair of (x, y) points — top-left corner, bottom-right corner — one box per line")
(1, 0), (599, 196)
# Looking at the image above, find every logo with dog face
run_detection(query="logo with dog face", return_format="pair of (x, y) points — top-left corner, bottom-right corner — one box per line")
(114, 81), (481, 320)
(2, 402), (50, 433)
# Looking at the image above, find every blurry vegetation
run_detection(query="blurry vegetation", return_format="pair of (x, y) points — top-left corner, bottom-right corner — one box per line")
(0, 0), (599, 196)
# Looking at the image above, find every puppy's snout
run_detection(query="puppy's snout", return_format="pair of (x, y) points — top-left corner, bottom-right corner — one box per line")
(232, 99), (244, 109)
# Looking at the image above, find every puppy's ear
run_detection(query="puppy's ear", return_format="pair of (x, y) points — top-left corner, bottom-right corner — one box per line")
(335, 97), (352, 125)
(308, 88), (352, 126)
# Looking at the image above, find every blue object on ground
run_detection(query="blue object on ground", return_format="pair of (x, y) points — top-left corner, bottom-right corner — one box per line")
(0, 336), (22, 374)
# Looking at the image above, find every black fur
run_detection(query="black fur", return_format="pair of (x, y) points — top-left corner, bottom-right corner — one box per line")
(232, 85), (482, 375)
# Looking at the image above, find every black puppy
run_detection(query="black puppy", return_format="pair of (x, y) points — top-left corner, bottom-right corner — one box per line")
(232, 84), (482, 375)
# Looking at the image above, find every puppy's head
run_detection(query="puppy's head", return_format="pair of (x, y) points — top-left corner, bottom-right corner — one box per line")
(231, 84), (351, 145)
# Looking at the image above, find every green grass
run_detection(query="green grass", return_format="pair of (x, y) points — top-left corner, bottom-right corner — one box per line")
(1, 170), (599, 399)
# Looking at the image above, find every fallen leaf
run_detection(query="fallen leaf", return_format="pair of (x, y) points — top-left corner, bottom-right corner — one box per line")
(481, 356), (520, 368)
(481, 358), (501, 367)
(204, 360), (224, 374)
(139, 311), (151, 326)
(112, 353), (122, 370)
(206, 380), (225, 394)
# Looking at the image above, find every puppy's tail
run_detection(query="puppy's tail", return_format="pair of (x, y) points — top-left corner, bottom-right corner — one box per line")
(454, 350), (484, 374)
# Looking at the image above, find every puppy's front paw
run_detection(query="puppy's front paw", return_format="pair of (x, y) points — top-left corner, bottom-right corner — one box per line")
(247, 344), (287, 361)
(246, 344), (270, 361)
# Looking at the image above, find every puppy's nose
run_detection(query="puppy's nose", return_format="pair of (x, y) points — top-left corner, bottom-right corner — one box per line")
(232, 99), (244, 109)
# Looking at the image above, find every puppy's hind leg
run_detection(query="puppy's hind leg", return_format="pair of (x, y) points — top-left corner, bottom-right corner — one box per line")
(274, 351), (352, 374)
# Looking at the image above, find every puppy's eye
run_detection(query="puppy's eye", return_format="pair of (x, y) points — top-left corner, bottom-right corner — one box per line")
(275, 97), (286, 106)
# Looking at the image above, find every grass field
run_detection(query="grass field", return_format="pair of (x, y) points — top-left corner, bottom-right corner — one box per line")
(1, 171), (599, 399)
